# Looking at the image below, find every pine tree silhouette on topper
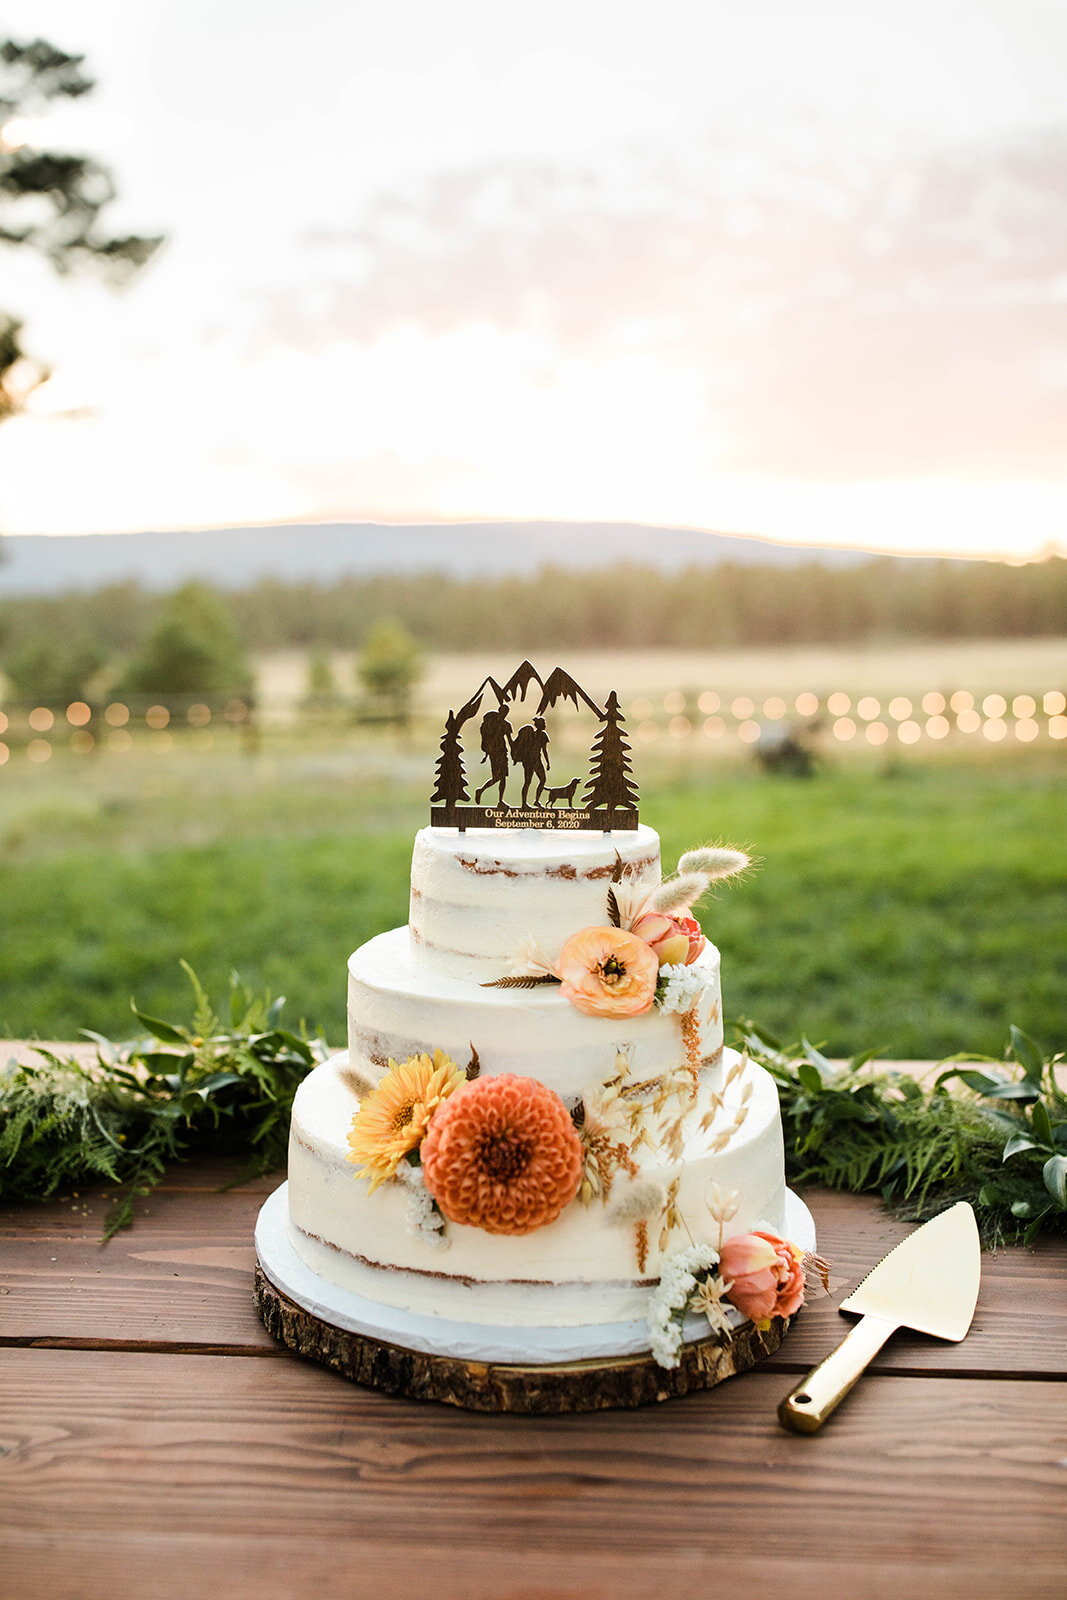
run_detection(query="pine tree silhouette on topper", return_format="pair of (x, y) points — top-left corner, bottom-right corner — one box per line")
(430, 710), (469, 806)
(583, 691), (639, 812)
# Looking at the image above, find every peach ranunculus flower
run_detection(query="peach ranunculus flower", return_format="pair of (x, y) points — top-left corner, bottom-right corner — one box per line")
(719, 1230), (806, 1329)
(420, 1073), (583, 1235)
(556, 926), (659, 1017)
(629, 911), (706, 967)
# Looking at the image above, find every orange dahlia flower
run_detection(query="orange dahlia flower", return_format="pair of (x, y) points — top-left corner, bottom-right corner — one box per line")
(420, 1073), (583, 1235)
(556, 926), (658, 1017)
(346, 1048), (465, 1192)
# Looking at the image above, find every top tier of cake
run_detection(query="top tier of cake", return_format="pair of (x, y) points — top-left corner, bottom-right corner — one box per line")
(408, 824), (661, 982)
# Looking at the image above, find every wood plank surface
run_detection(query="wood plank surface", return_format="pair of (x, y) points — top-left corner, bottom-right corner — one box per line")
(0, 1349), (1064, 1600)
(4, 1175), (1065, 1376)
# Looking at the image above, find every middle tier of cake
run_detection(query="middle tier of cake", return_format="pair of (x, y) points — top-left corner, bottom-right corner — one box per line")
(347, 924), (724, 1104)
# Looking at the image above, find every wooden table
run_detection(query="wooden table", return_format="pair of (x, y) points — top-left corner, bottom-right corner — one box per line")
(2, 1058), (1065, 1600)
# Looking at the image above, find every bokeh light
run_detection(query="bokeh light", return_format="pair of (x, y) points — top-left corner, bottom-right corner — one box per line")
(898, 720), (921, 744)
(668, 715), (691, 737)
(187, 703), (212, 726)
(631, 697), (654, 720)
(982, 693), (1007, 718)
(105, 703), (130, 726)
(763, 696), (787, 719)
(950, 690), (974, 712)
(697, 691), (720, 714)
(795, 692), (819, 716)
(108, 728), (133, 751)
(957, 709), (981, 733)
(27, 739), (52, 762)
(982, 718), (1007, 741)
(888, 696), (912, 721)
(703, 715), (725, 737)
(857, 696), (881, 721)
(637, 720), (659, 741)
(922, 691), (946, 714)
(926, 715), (951, 739)
(827, 692), (851, 716)
(71, 730), (95, 753)
(1049, 715), (1067, 739)
(731, 696), (754, 719)
(833, 718), (856, 741)
(1043, 690), (1066, 716)
(1015, 719), (1039, 742)
(865, 721), (889, 745)
(66, 701), (92, 726)
(28, 707), (54, 732)
(1011, 694), (1036, 719)
(737, 720), (760, 744)
(146, 705), (171, 729)
(663, 690), (686, 714)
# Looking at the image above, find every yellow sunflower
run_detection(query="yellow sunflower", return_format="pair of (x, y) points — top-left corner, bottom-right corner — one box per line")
(346, 1048), (464, 1191)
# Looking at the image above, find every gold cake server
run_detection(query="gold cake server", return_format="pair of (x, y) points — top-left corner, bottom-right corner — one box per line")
(779, 1200), (981, 1433)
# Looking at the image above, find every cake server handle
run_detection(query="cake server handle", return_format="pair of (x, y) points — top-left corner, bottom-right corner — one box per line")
(778, 1314), (898, 1433)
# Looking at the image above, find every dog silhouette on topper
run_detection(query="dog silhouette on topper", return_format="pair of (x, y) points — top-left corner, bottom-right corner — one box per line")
(430, 661), (640, 832)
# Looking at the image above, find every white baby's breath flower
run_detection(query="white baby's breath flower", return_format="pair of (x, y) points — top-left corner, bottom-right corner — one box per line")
(395, 1162), (449, 1251)
(657, 963), (710, 1016)
(646, 1242), (720, 1370)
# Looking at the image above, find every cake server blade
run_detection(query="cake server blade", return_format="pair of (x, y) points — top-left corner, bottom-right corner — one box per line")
(778, 1201), (981, 1433)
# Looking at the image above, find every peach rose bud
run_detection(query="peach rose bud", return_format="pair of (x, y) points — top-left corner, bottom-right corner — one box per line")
(631, 911), (705, 967)
(719, 1230), (806, 1328)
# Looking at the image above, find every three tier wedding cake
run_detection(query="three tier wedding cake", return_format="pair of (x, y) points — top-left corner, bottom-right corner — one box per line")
(256, 664), (813, 1404)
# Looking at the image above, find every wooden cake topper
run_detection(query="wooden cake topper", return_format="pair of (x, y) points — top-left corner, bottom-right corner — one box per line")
(430, 661), (639, 831)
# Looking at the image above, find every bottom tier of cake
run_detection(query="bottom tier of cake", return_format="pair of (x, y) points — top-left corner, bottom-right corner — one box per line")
(282, 1047), (814, 1335)
(256, 1180), (815, 1366)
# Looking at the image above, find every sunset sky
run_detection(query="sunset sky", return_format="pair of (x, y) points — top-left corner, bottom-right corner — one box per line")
(1, 0), (1065, 560)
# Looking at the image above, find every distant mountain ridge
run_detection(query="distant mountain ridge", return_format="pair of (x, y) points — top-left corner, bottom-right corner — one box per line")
(0, 520), (939, 597)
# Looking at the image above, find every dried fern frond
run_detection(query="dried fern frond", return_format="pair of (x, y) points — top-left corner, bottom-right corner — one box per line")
(481, 974), (561, 989)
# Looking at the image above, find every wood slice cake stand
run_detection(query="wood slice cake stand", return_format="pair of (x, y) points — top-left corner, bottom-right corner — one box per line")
(254, 1184), (814, 1415)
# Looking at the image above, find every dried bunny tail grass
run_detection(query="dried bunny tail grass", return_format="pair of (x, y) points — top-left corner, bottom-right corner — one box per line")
(606, 1175), (667, 1226)
(677, 847), (751, 881)
(647, 872), (709, 915)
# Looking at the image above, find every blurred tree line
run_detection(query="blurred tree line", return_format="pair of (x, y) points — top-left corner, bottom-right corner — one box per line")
(1, 555), (1064, 700)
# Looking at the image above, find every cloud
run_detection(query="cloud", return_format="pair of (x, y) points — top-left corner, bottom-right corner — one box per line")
(258, 132), (1067, 484)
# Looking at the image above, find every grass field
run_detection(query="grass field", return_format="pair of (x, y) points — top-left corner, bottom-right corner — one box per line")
(1, 719), (1063, 1060)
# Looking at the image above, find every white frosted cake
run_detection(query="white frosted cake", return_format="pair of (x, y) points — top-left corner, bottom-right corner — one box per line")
(282, 821), (808, 1347)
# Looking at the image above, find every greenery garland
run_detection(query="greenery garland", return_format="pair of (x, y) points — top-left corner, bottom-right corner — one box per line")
(0, 965), (1063, 1246)
(734, 1020), (1066, 1246)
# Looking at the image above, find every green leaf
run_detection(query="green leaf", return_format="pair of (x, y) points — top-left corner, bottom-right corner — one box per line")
(1002, 1133), (1041, 1161)
(800, 1037), (837, 1080)
(796, 1062), (824, 1095)
(129, 1007), (188, 1044)
(1043, 1154), (1067, 1208)
(1010, 1199), (1037, 1218)
(1009, 1025), (1045, 1085)
(1031, 1101), (1055, 1148)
